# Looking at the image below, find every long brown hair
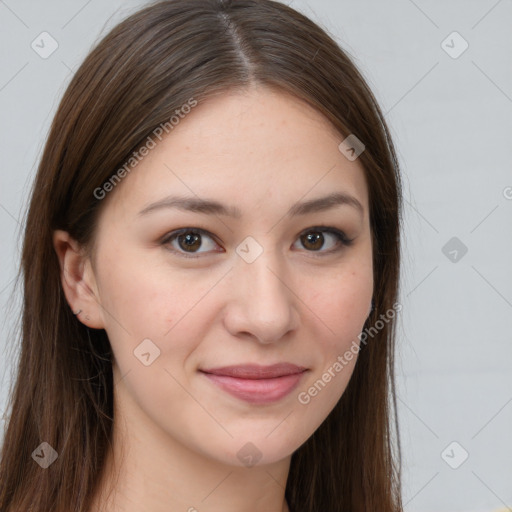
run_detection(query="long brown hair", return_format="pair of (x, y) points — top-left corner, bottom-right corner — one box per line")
(0, 1), (403, 510)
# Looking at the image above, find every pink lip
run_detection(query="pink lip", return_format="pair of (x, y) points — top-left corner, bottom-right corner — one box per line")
(200, 363), (308, 404)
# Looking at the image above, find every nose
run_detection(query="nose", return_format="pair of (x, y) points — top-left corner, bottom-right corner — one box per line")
(223, 250), (300, 345)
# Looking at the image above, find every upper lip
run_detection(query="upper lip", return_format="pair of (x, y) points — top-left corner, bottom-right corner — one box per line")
(200, 363), (307, 379)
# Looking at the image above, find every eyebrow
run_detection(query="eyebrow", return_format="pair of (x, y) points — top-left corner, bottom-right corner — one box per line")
(137, 192), (364, 218)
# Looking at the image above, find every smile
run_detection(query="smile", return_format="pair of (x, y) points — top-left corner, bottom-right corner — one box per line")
(199, 363), (308, 404)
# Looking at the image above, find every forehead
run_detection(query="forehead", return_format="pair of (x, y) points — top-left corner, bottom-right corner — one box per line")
(102, 86), (369, 223)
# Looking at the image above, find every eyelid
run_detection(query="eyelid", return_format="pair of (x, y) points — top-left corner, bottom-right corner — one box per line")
(161, 225), (354, 259)
(160, 227), (223, 258)
(295, 225), (354, 258)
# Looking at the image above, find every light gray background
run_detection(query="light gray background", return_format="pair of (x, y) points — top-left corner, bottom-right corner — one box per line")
(1, 1), (511, 511)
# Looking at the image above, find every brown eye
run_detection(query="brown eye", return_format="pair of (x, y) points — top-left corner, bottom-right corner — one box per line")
(293, 227), (352, 255)
(162, 228), (220, 258)
(162, 226), (352, 260)
(300, 231), (325, 251)
(177, 232), (202, 252)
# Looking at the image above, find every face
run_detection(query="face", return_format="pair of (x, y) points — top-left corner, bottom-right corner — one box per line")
(83, 86), (373, 467)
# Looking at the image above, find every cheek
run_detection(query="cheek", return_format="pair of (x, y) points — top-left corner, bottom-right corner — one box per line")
(97, 253), (223, 371)
(308, 265), (373, 337)
(97, 249), (185, 332)
(300, 261), (372, 392)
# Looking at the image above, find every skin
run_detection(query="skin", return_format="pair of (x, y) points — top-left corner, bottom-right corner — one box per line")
(53, 84), (373, 512)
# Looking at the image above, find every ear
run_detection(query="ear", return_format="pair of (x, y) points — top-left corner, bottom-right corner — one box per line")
(52, 229), (105, 329)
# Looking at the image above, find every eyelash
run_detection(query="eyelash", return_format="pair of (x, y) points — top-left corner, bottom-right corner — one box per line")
(160, 226), (354, 259)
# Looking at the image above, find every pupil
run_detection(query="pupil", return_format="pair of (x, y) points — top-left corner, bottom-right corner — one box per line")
(180, 232), (200, 252)
(304, 232), (323, 250)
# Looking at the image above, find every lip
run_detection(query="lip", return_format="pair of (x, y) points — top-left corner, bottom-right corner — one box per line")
(200, 363), (308, 404)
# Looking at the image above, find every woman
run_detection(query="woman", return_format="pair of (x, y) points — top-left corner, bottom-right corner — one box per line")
(0, 0), (403, 510)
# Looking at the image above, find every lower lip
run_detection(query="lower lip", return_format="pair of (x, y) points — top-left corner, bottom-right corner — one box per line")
(201, 371), (306, 404)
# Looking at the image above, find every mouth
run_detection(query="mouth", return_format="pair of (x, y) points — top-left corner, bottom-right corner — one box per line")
(199, 363), (308, 404)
